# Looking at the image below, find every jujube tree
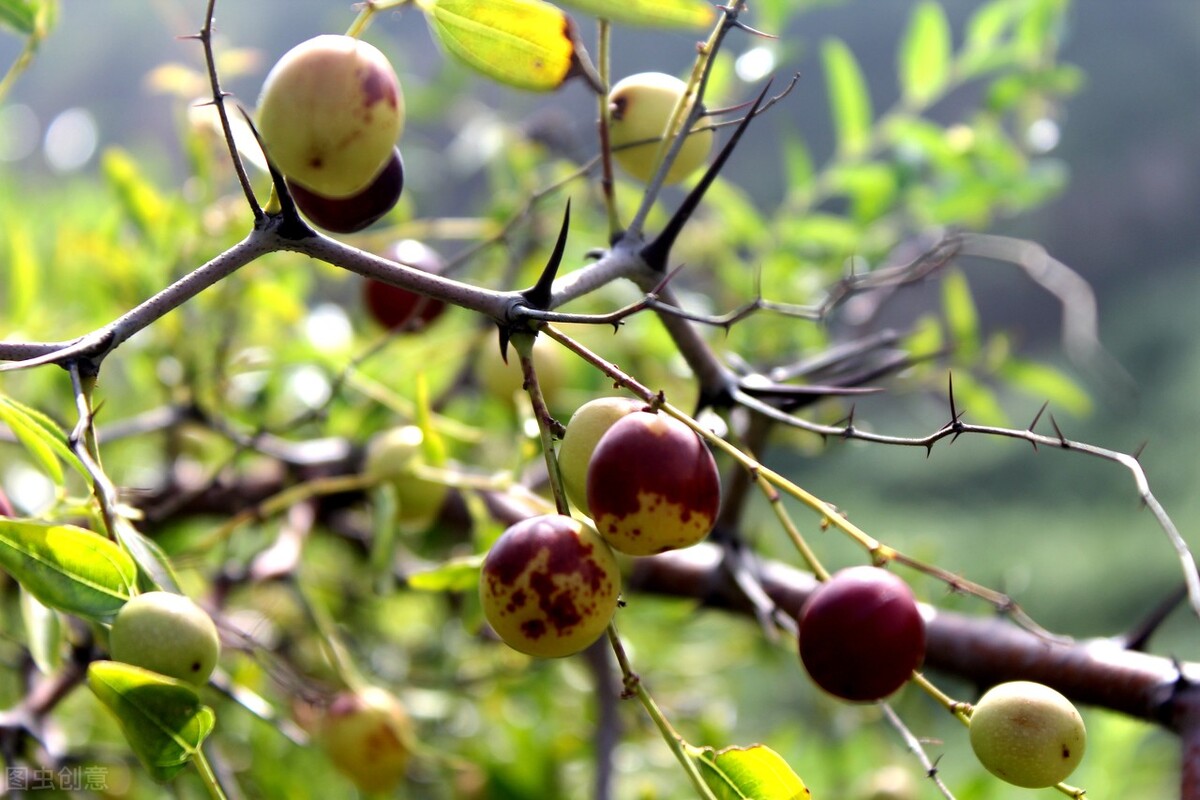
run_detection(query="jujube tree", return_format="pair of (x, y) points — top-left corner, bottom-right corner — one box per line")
(0, 0), (1193, 798)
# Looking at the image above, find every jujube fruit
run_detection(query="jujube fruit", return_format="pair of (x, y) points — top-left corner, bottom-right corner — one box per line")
(969, 680), (1086, 788)
(586, 411), (720, 556)
(608, 72), (714, 185)
(257, 34), (404, 198)
(364, 425), (449, 532)
(557, 396), (644, 515)
(363, 239), (448, 331)
(477, 337), (567, 410)
(108, 591), (220, 686)
(797, 566), (925, 702)
(288, 147), (403, 233)
(318, 686), (412, 794)
(479, 514), (620, 658)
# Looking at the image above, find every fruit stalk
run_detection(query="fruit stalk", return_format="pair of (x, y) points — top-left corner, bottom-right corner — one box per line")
(605, 625), (719, 800)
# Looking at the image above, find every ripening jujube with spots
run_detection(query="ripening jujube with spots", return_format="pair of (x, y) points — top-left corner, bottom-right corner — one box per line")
(257, 34), (404, 198)
(479, 514), (620, 658)
(586, 411), (721, 556)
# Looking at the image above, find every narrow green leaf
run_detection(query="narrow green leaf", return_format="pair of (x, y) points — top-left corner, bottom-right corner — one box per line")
(0, 520), (136, 620)
(88, 661), (215, 783)
(821, 38), (873, 157)
(0, 394), (91, 483)
(694, 744), (811, 800)
(899, 1), (952, 105)
(0, 0), (36, 34)
(1001, 358), (1092, 416)
(20, 586), (63, 674)
(422, 0), (600, 92)
(556, 0), (713, 30)
(101, 147), (166, 237)
(781, 133), (814, 196)
(408, 554), (484, 592)
(942, 268), (980, 358)
(6, 222), (38, 324)
(0, 398), (63, 484)
(113, 518), (182, 593)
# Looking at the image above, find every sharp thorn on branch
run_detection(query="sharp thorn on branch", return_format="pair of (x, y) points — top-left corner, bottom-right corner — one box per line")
(237, 105), (312, 236)
(520, 200), (572, 311)
(640, 80), (774, 273)
(1049, 414), (1068, 447)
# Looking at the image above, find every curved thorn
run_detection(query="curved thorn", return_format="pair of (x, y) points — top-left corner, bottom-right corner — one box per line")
(521, 200), (572, 311)
(641, 80), (774, 272)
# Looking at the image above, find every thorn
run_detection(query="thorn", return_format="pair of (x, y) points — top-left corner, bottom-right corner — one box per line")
(497, 328), (511, 365)
(946, 372), (958, 424)
(520, 200), (571, 311)
(1132, 440), (1148, 461)
(729, 17), (779, 39)
(1049, 414), (1068, 447)
(237, 105), (309, 235)
(1027, 401), (1049, 451)
(641, 80), (774, 272)
(1029, 400), (1048, 432)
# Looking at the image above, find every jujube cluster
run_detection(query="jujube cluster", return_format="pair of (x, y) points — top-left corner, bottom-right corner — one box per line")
(257, 35), (405, 232)
(479, 514), (620, 658)
(796, 566), (925, 702)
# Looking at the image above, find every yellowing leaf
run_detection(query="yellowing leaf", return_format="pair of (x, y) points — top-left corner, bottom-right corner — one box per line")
(694, 744), (811, 800)
(557, 0), (713, 30)
(422, 0), (600, 92)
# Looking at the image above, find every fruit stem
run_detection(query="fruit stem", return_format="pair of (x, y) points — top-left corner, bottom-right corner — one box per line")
(192, 747), (229, 800)
(344, 4), (377, 39)
(753, 469), (831, 582)
(605, 624), (719, 800)
(511, 332), (570, 516)
(594, 19), (622, 239)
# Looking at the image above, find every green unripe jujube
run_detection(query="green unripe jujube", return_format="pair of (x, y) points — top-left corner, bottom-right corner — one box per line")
(969, 680), (1086, 788)
(608, 72), (713, 185)
(109, 591), (220, 686)
(557, 396), (644, 515)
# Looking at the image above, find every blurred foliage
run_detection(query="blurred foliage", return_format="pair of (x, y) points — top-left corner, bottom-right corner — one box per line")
(0, 0), (1187, 797)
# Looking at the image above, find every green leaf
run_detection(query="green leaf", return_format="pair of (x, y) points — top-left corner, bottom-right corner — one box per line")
(88, 661), (215, 782)
(408, 554), (484, 592)
(101, 147), (167, 238)
(821, 38), (872, 157)
(0, 394), (91, 484)
(5, 222), (38, 324)
(942, 268), (980, 359)
(1001, 358), (1092, 416)
(20, 586), (63, 674)
(781, 133), (814, 196)
(899, 1), (952, 105)
(113, 518), (182, 593)
(0, 0), (35, 34)
(556, 0), (713, 30)
(694, 744), (811, 799)
(422, 0), (600, 92)
(0, 520), (137, 620)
